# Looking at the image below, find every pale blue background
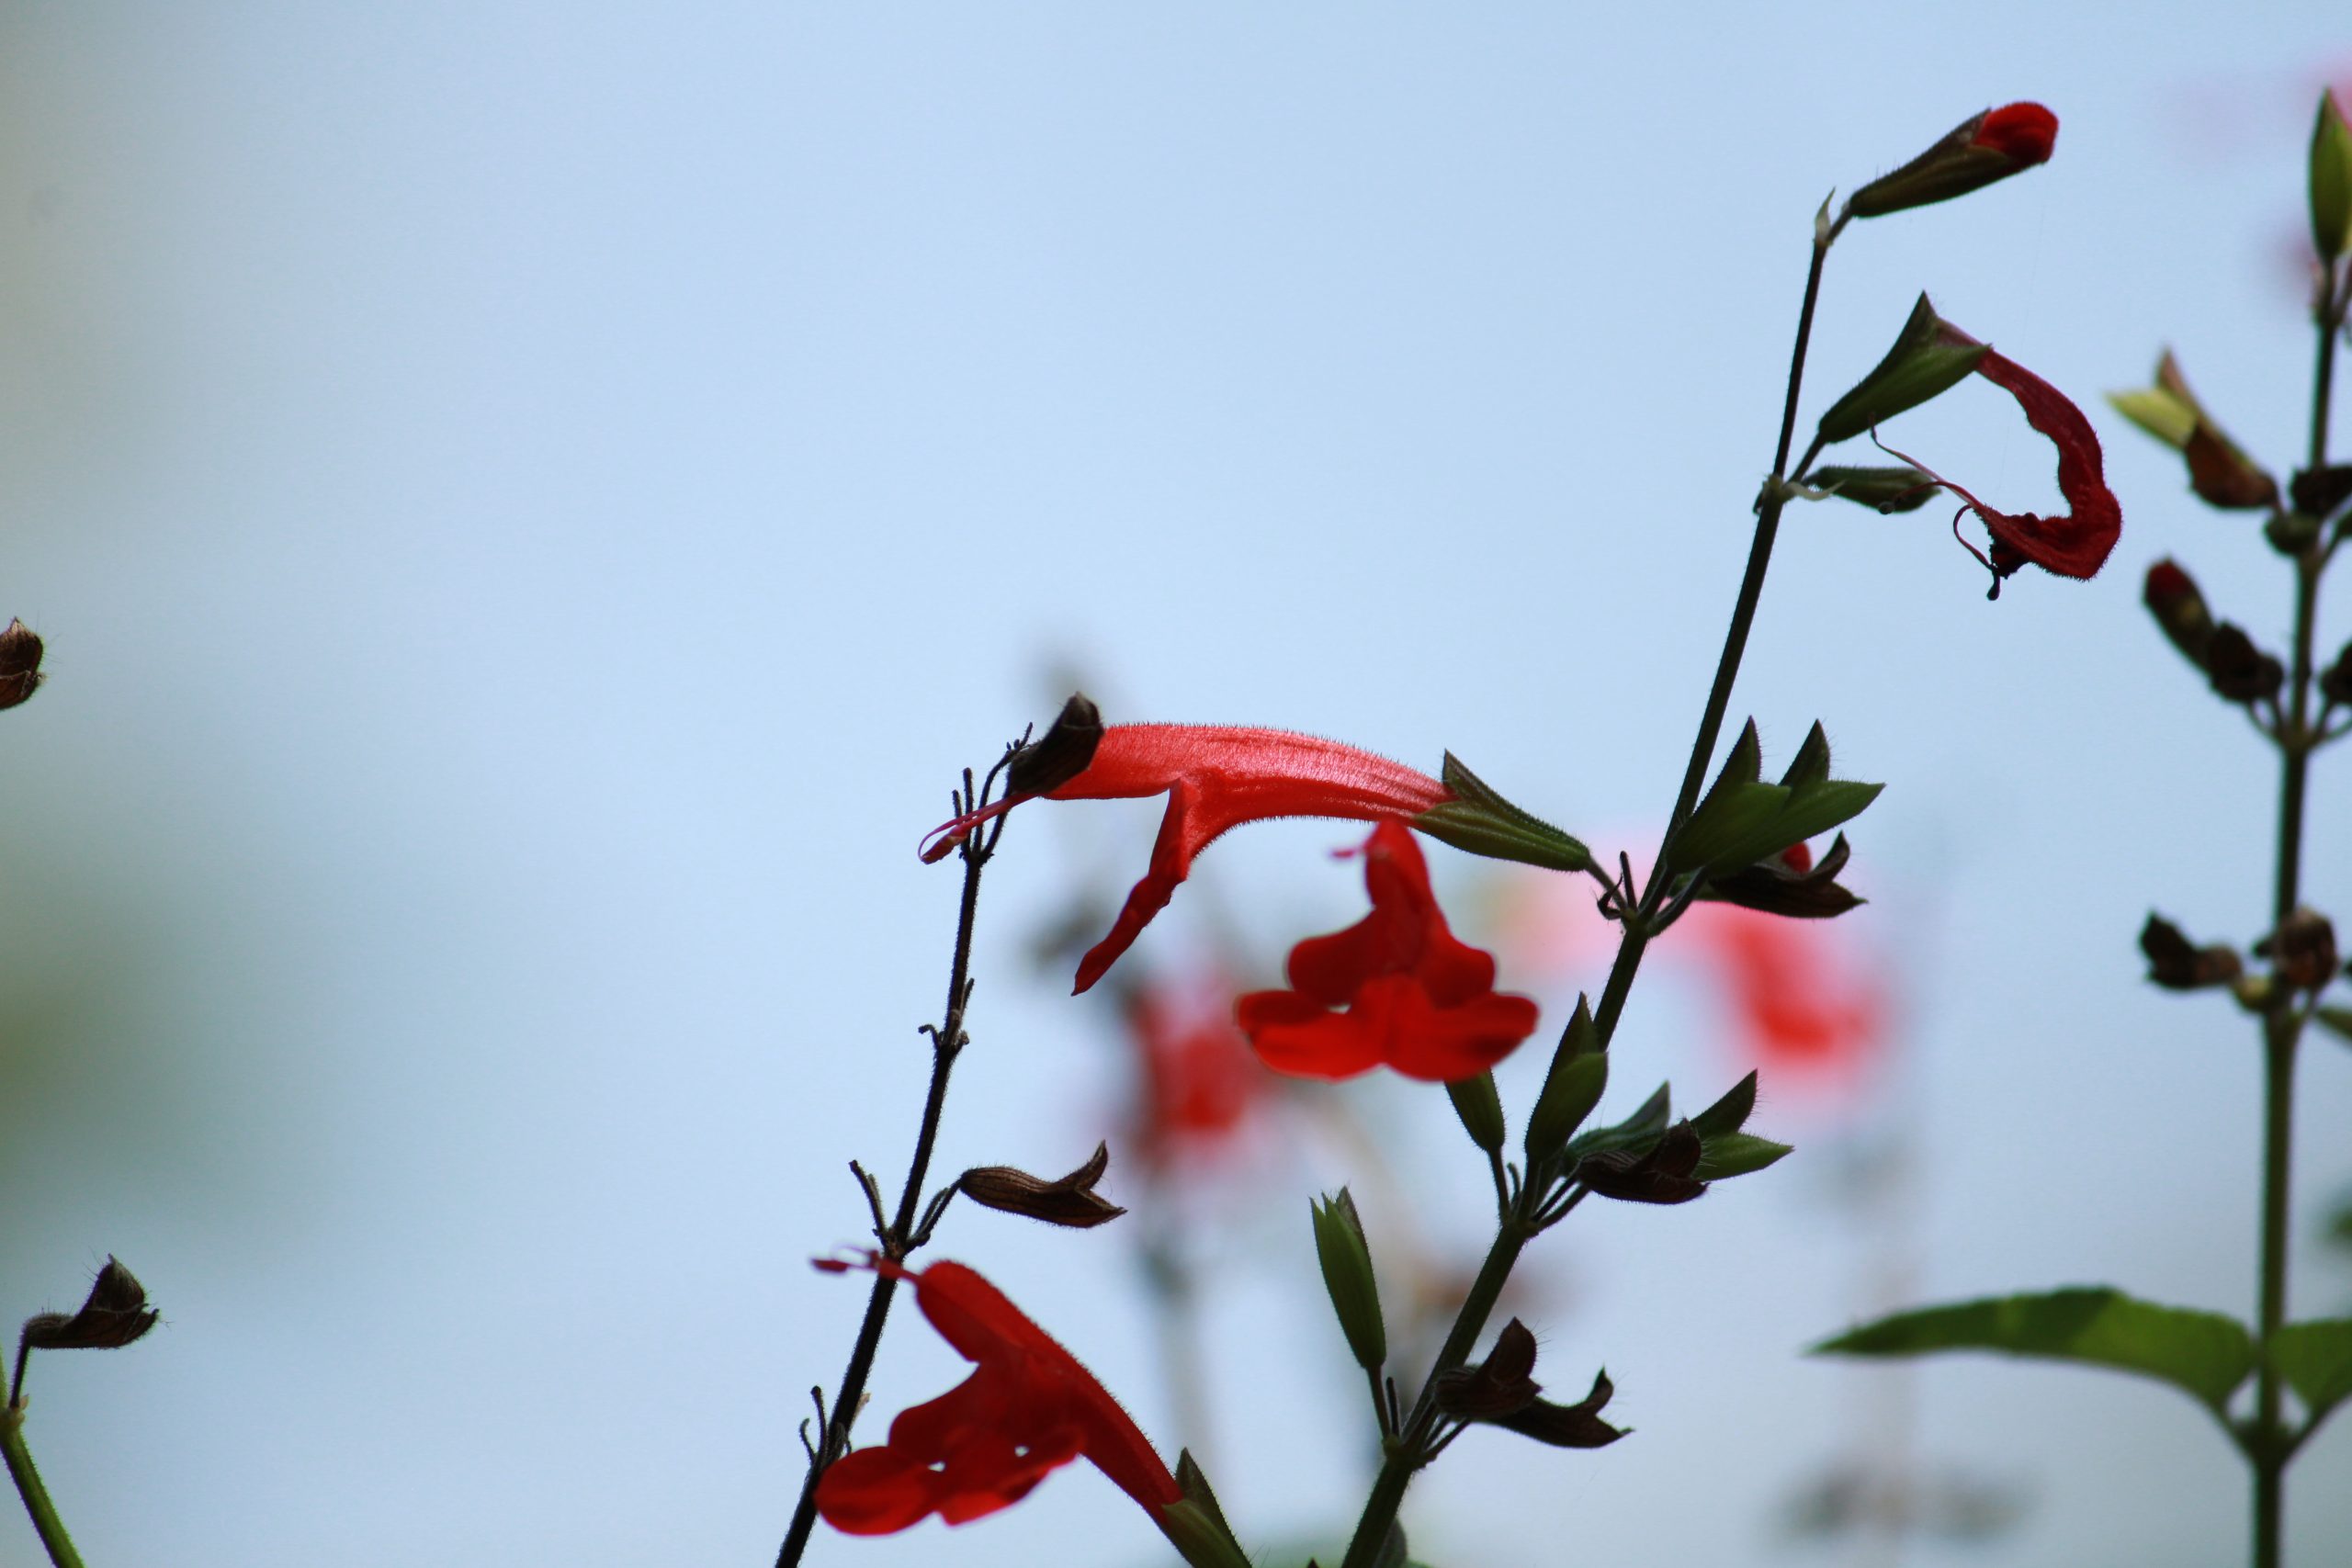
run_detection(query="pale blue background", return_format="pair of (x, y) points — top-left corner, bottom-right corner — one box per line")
(3, 5), (2350, 1565)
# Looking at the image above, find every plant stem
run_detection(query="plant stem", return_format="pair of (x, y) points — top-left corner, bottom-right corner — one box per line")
(775, 814), (997, 1568)
(3, 1408), (86, 1568)
(1333, 221), (1838, 1568)
(2251, 278), (2339, 1568)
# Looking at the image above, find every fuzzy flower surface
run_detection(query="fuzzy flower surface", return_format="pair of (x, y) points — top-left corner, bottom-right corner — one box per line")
(923, 725), (1453, 992)
(813, 1257), (1181, 1537)
(1237, 821), (1538, 1082)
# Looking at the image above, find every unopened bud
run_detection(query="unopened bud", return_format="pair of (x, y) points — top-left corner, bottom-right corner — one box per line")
(17, 1257), (159, 1389)
(1848, 103), (2057, 220)
(2289, 464), (2352, 524)
(1308, 1189), (1385, 1371)
(1805, 465), (1942, 513)
(956, 1142), (1125, 1228)
(1443, 1071), (1506, 1155)
(0, 620), (43, 711)
(2257, 908), (2340, 993)
(1523, 997), (1607, 1164)
(2143, 560), (2215, 671)
(2311, 89), (2352, 262)
(2206, 624), (2285, 705)
(2185, 423), (2278, 511)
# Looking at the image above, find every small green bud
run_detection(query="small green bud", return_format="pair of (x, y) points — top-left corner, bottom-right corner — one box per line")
(2311, 90), (2352, 262)
(1309, 1190), (1385, 1371)
(1804, 464), (1942, 513)
(1524, 998), (1608, 1163)
(1444, 1071), (1506, 1155)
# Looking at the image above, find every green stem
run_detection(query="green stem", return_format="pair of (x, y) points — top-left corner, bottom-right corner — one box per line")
(1333, 220), (1838, 1568)
(2250, 275), (2338, 1568)
(3, 1408), (86, 1568)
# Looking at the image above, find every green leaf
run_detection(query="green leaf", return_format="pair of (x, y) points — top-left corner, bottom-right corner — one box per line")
(1691, 1132), (1792, 1181)
(1710, 778), (1883, 871)
(2312, 1006), (2352, 1045)
(1560, 1082), (1670, 1167)
(1779, 722), (1833, 792)
(2271, 1318), (2352, 1430)
(1669, 782), (1790, 873)
(1414, 753), (1594, 874)
(1813, 1287), (2256, 1415)
(1160, 1500), (1254, 1568)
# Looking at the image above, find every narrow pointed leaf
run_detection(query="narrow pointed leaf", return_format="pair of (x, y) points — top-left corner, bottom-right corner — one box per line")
(1813, 1287), (2256, 1415)
(1524, 999), (1609, 1163)
(1415, 753), (1595, 874)
(1560, 1081), (1671, 1167)
(1688, 1071), (1758, 1140)
(1690, 1132), (1792, 1181)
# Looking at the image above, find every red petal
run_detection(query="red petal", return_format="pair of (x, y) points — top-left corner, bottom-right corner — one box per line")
(1972, 102), (2057, 164)
(815, 1447), (937, 1536)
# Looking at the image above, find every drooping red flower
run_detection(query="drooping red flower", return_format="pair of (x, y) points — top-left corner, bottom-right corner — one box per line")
(813, 1256), (1181, 1537)
(1236, 821), (1539, 1082)
(923, 725), (1453, 993)
(1881, 326), (2121, 595)
(1678, 904), (1885, 1077)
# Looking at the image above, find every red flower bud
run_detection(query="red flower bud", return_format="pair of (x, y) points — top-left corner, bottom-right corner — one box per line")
(1848, 102), (2058, 219)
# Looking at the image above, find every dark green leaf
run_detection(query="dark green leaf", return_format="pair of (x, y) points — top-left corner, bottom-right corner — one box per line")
(1560, 1082), (1670, 1168)
(2271, 1318), (2352, 1429)
(1415, 753), (1594, 874)
(1692, 1133), (1792, 1181)
(1814, 1287), (2256, 1414)
(1688, 1071), (1758, 1140)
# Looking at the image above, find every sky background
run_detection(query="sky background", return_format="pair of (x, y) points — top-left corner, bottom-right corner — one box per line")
(3, 5), (2351, 1566)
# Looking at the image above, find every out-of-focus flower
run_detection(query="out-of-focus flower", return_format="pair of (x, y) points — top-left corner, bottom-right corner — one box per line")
(1883, 327), (2122, 595)
(1237, 822), (1539, 1083)
(923, 725), (1453, 994)
(1123, 981), (1264, 1167)
(813, 1256), (1181, 1537)
(1679, 905), (1885, 1076)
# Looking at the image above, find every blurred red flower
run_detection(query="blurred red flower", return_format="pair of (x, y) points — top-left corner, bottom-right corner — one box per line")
(923, 725), (1453, 993)
(1237, 822), (1539, 1082)
(1679, 903), (1886, 1077)
(1124, 981), (1264, 1166)
(814, 1257), (1181, 1537)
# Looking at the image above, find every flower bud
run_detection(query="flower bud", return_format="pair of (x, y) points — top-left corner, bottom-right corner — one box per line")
(2185, 423), (2279, 511)
(1308, 1189), (1385, 1371)
(16, 1257), (158, 1400)
(1815, 295), (1986, 446)
(1523, 997), (1607, 1165)
(1443, 1070), (1506, 1155)
(1574, 1121), (1708, 1205)
(2320, 637), (2352, 708)
(2257, 908), (2340, 994)
(1804, 465), (1942, 513)
(2205, 624), (2285, 705)
(0, 619), (43, 711)
(2143, 559), (2215, 671)
(1848, 103), (2057, 219)
(2311, 89), (2352, 262)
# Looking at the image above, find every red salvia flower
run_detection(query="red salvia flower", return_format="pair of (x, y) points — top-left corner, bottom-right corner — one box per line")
(813, 1256), (1182, 1537)
(1236, 821), (1539, 1082)
(923, 725), (1453, 993)
(1881, 326), (2122, 596)
(1125, 980), (1264, 1167)
(1679, 905), (1885, 1077)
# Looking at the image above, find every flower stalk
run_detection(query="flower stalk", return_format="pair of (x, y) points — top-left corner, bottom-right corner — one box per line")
(2, 1406), (85, 1568)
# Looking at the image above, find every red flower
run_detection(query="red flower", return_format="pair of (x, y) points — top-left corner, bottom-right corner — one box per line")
(814, 1257), (1181, 1537)
(1882, 327), (2121, 595)
(1125, 981), (1264, 1166)
(1236, 821), (1539, 1082)
(1679, 905), (1884, 1077)
(1971, 102), (2058, 164)
(923, 725), (1453, 993)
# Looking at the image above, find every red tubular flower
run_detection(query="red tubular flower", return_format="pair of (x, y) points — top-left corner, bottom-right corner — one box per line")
(1679, 906), (1884, 1077)
(813, 1257), (1181, 1537)
(1125, 981), (1264, 1167)
(1881, 327), (2121, 596)
(1849, 102), (2058, 218)
(1236, 821), (1539, 1082)
(922, 725), (1453, 993)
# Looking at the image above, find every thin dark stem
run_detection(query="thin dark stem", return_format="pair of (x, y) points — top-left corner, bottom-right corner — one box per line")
(2, 1410), (85, 1568)
(1334, 221), (1838, 1568)
(2251, 283), (2338, 1568)
(775, 817), (998, 1568)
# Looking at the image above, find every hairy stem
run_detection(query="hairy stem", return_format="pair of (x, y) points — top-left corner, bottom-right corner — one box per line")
(1334, 221), (1838, 1568)
(3, 1409), (86, 1568)
(775, 814), (997, 1568)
